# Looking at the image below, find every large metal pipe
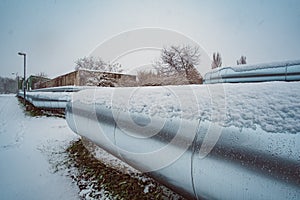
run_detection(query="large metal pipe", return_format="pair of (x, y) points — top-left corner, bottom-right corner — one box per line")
(17, 86), (96, 109)
(204, 60), (300, 84)
(65, 82), (300, 199)
(17, 90), (72, 109)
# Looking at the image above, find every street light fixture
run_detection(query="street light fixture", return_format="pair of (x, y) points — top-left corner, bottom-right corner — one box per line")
(18, 52), (26, 105)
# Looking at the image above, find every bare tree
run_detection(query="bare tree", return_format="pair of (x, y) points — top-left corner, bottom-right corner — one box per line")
(155, 45), (202, 84)
(211, 52), (222, 69)
(75, 56), (123, 73)
(237, 55), (247, 65)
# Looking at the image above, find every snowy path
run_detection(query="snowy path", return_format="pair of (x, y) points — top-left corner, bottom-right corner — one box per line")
(0, 95), (80, 200)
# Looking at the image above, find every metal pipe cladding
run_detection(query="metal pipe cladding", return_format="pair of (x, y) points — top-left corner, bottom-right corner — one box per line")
(65, 83), (300, 200)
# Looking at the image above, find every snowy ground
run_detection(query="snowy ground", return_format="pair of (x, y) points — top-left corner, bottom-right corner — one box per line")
(0, 94), (80, 200)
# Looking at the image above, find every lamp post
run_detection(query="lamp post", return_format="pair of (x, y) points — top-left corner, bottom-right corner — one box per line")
(18, 52), (26, 105)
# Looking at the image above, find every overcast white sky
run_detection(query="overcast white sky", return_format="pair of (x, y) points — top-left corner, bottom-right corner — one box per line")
(0, 0), (300, 78)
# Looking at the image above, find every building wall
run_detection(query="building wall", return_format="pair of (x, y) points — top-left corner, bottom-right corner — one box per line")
(78, 70), (136, 87)
(37, 71), (78, 88)
(29, 76), (50, 90)
(35, 70), (136, 89)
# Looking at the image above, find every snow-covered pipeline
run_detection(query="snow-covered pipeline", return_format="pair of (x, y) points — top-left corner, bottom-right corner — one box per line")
(65, 82), (300, 200)
(204, 60), (300, 84)
(17, 86), (97, 109)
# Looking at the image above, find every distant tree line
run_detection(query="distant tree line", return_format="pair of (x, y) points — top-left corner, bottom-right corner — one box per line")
(0, 77), (17, 94)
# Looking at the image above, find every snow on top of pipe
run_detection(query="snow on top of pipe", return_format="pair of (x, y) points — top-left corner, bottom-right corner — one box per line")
(27, 91), (71, 101)
(73, 81), (300, 134)
(207, 59), (300, 74)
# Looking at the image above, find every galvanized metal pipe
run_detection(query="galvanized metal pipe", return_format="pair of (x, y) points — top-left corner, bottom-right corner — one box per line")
(17, 86), (93, 109)
(204, 60), (300, 84)
(65, 84), (299, 200)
